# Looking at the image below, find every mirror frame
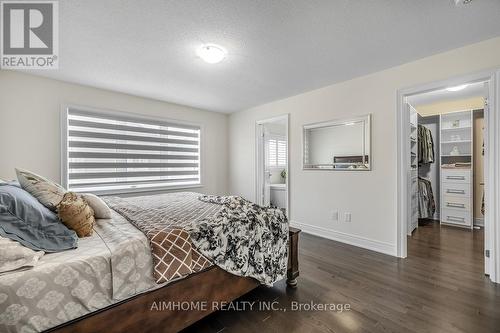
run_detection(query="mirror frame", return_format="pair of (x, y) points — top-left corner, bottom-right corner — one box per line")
(302, 114), (372, 171)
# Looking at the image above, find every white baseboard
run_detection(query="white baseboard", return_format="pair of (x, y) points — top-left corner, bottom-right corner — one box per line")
(474, 218), (484, 227)
(290, 221), (396, 256)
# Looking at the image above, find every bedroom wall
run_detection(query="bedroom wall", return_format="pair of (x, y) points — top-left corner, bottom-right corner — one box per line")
(228, 36), (500, 256)
(0, 71), (229, 196)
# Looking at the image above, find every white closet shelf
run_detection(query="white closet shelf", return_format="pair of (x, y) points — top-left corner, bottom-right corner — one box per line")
(441, 140), (471, 144)
(439, 109), (473, 229)
(441, 126), (472, 131)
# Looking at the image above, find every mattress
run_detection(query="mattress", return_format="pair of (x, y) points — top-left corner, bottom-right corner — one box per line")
(0, 210), (160, 333)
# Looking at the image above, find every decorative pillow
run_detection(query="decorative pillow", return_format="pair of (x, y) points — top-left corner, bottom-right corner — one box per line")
(81, 193), (112, 219)
(16, 168), (66, 211)
(0, 184), (78, 252)
(57, 192), (95, 237)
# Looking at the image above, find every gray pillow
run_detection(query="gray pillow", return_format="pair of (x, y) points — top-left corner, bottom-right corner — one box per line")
(0, 184), (78, 252)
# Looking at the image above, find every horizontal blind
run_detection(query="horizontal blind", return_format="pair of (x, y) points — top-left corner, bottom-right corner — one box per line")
(268, 139), (277, 167)
(277, 140), (287, 166)
(65, 108), (201, 193)
(266, 138), (286, 168)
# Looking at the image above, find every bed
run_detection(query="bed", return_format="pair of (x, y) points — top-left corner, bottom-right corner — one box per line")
(0, 192), (300, 333)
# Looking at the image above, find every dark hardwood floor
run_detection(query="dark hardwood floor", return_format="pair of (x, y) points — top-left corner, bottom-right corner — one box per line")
(183, 223), (500, 333)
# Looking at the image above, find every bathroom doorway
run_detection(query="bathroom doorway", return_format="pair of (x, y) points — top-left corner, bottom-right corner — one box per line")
(256, 115), (289, 217)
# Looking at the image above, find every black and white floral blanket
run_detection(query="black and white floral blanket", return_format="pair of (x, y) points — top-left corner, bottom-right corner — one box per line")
(187, 195), (289, 286)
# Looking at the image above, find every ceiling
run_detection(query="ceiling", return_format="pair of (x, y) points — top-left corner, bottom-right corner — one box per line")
(408, 81), (486, 106)
(29, 0), (500, 113)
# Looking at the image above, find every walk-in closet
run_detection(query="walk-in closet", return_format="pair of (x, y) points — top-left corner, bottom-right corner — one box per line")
(406, 81), (487, 234)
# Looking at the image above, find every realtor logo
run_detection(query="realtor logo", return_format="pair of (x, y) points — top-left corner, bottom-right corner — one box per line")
(1, 1), (58, 69)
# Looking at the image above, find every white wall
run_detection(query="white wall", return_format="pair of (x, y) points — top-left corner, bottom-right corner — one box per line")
(0, 71), (229, 196)
(228, 37), (500, 256)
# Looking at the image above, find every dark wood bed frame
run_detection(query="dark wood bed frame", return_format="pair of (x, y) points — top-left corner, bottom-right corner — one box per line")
(47, 227), (300, 333)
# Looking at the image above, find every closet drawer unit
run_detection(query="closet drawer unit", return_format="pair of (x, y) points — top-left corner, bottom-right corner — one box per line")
(442, 182), (471, 197)
(442, 195), (470, 212)
(441, 209), (471, 227)
(441, 169), (471, 184)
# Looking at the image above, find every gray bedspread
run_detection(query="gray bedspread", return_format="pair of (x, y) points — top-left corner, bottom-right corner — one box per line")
(0, 211), (159, 333)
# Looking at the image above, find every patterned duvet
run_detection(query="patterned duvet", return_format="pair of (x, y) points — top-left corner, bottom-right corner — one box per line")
(0, 210), (160, 333)
(0, 192), (288, 332)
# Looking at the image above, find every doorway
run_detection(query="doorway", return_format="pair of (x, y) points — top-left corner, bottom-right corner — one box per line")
(255, 115), (289, 216)
(396, 70), (500, 284)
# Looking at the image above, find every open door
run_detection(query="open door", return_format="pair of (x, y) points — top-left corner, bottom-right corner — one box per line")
(483, 81), (490, 276)
(255, 115), (289, 215)
(407, 102), (418, 236)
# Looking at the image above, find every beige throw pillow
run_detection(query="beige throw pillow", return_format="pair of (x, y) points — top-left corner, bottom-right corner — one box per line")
(81, 193), (112, 219)
(57, 192), (95, 237)
(16, 168), (66, 211)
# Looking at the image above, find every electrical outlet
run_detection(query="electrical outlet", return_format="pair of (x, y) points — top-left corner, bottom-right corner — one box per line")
(332, 210), (339, 221)
(344, 212), (351, 222)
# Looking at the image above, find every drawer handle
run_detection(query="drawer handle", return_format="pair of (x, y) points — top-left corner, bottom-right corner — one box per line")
(446, 189), (465, 194)
(447, 216), (465, 222)
(446, 203), (465, 209)
(446, 176), (465, 180)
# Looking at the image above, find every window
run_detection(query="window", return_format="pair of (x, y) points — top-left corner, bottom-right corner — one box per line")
(266, 137), (287, 168)
(62, 107), (201, 194)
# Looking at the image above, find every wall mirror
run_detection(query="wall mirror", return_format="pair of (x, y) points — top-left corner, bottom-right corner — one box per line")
(303, 114), (371, 170)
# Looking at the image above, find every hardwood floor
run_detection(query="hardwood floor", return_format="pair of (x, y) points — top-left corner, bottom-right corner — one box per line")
(183, 223), (500, 333)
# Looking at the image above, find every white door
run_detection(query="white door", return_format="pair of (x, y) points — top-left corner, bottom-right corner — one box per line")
(256, 124), (265, 206)
(263, 129), (272, 206)
(483, 81), (490, 276)
(407, 102), (418, 235)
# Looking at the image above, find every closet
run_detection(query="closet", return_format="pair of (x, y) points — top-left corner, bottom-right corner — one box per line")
(408, 106), (480, 233)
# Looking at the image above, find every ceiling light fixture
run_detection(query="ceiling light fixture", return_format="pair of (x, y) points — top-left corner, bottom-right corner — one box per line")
(196, 44), (227, 64)
(454, 0), (473, 6)
(446, 84), (469, 92)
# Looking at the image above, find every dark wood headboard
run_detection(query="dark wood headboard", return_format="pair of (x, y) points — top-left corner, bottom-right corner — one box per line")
(333, 155), (369, 164)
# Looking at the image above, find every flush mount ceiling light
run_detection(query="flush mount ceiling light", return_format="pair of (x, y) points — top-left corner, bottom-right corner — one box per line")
(196, 44), (227, 64)
(453, 0), (473, 6)
(446, 84), (469, 92)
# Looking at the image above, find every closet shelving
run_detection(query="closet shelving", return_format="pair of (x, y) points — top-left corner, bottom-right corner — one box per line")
(408, 105), (418, 235)
(439, 110), (473, 229)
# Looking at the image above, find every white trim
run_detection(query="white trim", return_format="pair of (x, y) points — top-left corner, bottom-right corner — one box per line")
(60, 103), (205, 195)
(396, 68), (500, 284)
(291, 220), (396, 256)
(255, 114), (290, 219)
(474, 218), (484, 227)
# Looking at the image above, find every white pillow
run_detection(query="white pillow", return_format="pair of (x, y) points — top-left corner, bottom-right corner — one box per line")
(81, 193), (112, 219)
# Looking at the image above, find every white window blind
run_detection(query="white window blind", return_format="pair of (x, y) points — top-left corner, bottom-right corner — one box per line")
(63, 108), (201, 193)
(266, 137), (287, 167)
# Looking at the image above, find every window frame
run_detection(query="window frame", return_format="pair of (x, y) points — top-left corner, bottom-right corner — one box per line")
(60, 104), (204, 195)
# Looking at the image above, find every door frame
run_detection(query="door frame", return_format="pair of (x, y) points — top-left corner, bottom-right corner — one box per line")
(396, 69), (500, 283)
(255, 114), (290, 218)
